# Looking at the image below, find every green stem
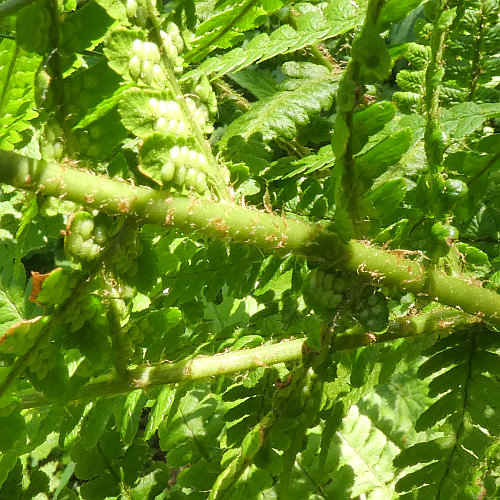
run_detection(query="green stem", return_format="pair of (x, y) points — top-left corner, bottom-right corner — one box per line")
(424, 1), (454, 217)
(0, 150), (499, 325)
(18, 308), (477, 409)
(331, 0), (385, 237)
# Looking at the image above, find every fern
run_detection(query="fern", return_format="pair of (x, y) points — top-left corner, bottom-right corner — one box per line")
(218, 62), (338, 148)
(394, 326), (500, 498)
(0, 38), (39, 150)
(194, 0), (364, 80)
(0, 0), (499, 497)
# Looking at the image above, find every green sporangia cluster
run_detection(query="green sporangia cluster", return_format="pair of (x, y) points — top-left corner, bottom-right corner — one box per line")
(65, 212), (108, 262)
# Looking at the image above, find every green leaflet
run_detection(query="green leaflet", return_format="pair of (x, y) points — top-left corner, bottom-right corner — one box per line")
(0, 412), (25, 452)
(119, 87), (188, 139)
(15, 1), (51, 54)
(359, 177), (407, 223)
(380, 0), (425, 28)
(144, 385), (176, 440)
(0, 263), (27, 336)
(104, 26), (146, 81)
(117, 389), (148, 446)
(93, 0), (130, 24)
(0, 316), (46, 357)
(66, 59), (123, 130)
(0, 40), (39, 150)
(333, 405), (399, 497)
(396, 68), (426, 93)
(139, 133), (187, 185)
(75, 107), (128, 159)
(194, 0), (363, 79)
(71, 429), (122, 498)
(356, 128), (412, 191)
(395, 327), (500, 497)
(59, 0), (114, 57)
(441, 102), (500, 139)
(351, 102), (397, 154)
(264, 145), (334, 181)
(158, 387), (225, 468)
(186, 0), (278, 63)
(78, 396), (122, 451)
(228, 68), (277, 99)
(218, 71), (338, 148)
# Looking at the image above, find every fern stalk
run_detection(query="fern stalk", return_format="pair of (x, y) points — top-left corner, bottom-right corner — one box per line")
(17, 308), (479, 409)
(0, 149), (499, 325)
(424, 2), (456, 217)
(331, 0), (386, 237)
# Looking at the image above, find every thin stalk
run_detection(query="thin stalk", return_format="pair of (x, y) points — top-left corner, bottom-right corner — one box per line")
(331, 0), (385, 237)
(19, 308), (477, 409)
(0, 150), (499, 325)
(424, 1), (453, 217)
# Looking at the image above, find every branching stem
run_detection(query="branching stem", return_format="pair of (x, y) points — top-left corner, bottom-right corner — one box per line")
(18, 308), (476, 409)
(1, 150), (499, 325)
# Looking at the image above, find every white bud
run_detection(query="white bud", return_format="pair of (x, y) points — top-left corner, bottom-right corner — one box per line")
(168, 118), (178, 130)
(188, 149), (198, 162)
(126, 0), (137, 18)
(156, 117), (166, 130)
(177, 120), (187, 135)
(195, 172), (207, 194)
(169, 101), (181, 114)
(78, 219), (94, 240)
(158, 100), (167, 114)
(197, 153), (207, 166)
(165, 43), (178, 60)
(141, 59), (153, 81)
(179, 146), (190, 162)
(128, 55), (141, 79)
(170, 145), (180, 159)
(166, 21), (180, 36)
(160, 30), (173, 46)
(143, 42), (160, 63)
(152, 64), (165, 86)
(185, 97), (196, 112)
(132, 39), (143, 55)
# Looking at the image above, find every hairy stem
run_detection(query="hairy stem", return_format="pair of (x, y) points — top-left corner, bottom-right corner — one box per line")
(424, 1), (454, 217)
(0, 150), (499, 325)
(19, 308), (477, 409)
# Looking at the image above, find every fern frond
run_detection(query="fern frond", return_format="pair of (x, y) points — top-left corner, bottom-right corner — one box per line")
(394, 326), (500, 498)
(445, 0), (500, 102)
(0, 40), (39, 150)
(195, 0), (363, 80)
(218, 66), (338, 149)
(158, 385), (228, 493)
(289, 405), (399, 498)
(264, 145), (334, 181)
(185, 0), (283, 63)
(358, 364), (439, 449)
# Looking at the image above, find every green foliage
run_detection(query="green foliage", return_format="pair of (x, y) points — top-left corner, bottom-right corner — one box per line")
(0, 0), (499, 498)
